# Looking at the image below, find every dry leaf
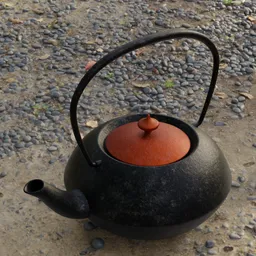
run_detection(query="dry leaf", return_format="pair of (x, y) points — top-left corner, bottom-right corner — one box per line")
(70, 133), (76, 143)
(215, 92), (227, 99)
(17, 34), (22, 41)
(85, 120), (98, 128)
(5, 78), (17, 83)
(248, 16), (256, 24)
(152, 68), (159, 74)
(38, 54), (50, 60)
(239, 92), (254, 100)
(4, 3), (14, 8)
(35, 18), (44, 23)
(85, 40), (95, 45)
(132, 82), (150, 88)
(220, 63), (228, 69)
(9, 18), (23, 24)
(33, 9), (45, 15)
(96, 48), (103, 53)
(85, 60), (96, 71)
(223, 246), (234, 252)
(47, 39), (58, 46)
(135, 49), (145, 56)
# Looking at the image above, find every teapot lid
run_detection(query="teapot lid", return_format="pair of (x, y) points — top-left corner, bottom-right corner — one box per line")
(105, 115), (191, 166)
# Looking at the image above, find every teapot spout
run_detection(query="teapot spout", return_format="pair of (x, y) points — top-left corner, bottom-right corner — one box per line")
(24, 179), (90, 219)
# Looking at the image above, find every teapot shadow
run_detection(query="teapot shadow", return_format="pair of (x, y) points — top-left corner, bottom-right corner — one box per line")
(84, 227), (193, 256)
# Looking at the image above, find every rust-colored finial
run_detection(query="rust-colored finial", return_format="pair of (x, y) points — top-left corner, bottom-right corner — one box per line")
(138, 114), (160, 133)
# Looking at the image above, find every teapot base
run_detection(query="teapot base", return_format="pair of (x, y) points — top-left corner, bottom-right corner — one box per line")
(88, 208), (216, 240)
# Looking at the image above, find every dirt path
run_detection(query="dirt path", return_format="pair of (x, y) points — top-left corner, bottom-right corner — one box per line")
(1, 98), (255, 256)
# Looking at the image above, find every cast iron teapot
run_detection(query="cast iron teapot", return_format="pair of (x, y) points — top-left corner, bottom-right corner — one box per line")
(24, 29), (231, 240)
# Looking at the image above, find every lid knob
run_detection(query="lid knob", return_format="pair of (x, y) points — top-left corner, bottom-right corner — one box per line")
(138, 114), (160, 133)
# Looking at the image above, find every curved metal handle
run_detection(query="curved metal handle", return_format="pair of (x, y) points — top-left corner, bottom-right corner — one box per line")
(70, 29), (220, 167)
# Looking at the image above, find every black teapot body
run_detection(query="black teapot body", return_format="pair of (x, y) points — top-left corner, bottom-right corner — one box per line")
(64, 114), (231, 239)
(24, 29), (231, 240)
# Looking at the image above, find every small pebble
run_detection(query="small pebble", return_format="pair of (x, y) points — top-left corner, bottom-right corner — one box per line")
(237, 230), (245, 236)
(248, 241), (254, 247)
(232, 107), (241, 114)
(48, 159), (56, 164)
(205, 240), (215, 248)
(247, 196), (256, 201)
(214, 121), (226, 126)
(238, 96), (246, 102)
(83, 221), (97, 231)
(15, 142), (25, 149)
(47, 146), (58, 152)
(229, 233), (241, 240)
(0, 172), (7, 178)
(238, 176), (246, 183)
(207, 249), (218, 255)
(79, 249), (89, 255)
(91, 238), (105, 250)
(222, 223), (229, 229)
(231, 181), (241, 188)
(247, 253), (256, 256)
(195, 226), (203, 231)
(231, 98), (239, 104)
(23, 135), (32, 142)
(249, 183), (256, 189)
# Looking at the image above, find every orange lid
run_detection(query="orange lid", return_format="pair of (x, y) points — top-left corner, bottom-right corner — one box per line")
(105, 115), (191, 166)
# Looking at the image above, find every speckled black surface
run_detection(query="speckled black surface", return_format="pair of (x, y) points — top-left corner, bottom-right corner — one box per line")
(24, 179), (90, 219)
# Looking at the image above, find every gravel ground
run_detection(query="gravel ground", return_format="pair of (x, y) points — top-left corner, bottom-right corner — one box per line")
(0, 0), (256, 158)
(0, 0), (256, 255)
